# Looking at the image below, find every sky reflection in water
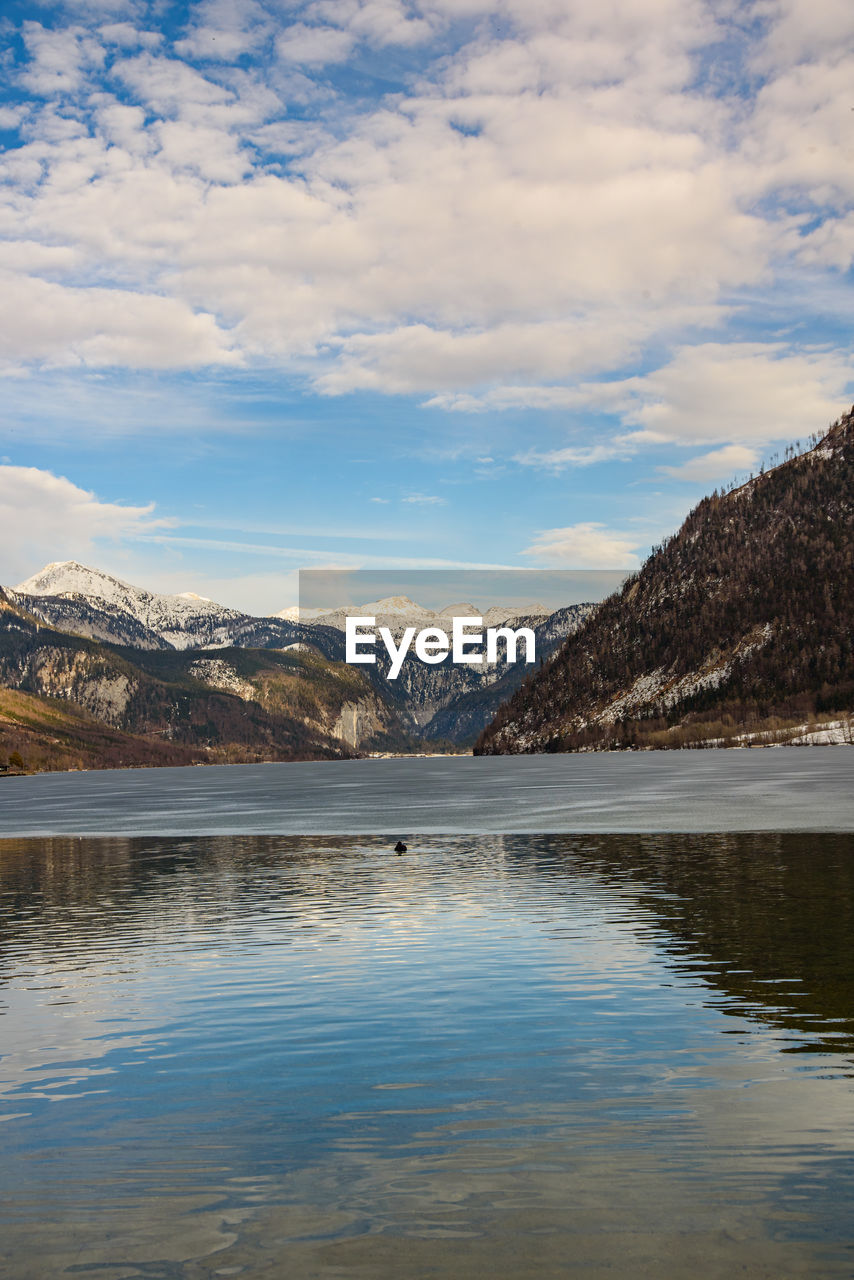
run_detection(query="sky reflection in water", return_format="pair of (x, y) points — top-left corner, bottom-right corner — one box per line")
(1, 832), (853, 1279)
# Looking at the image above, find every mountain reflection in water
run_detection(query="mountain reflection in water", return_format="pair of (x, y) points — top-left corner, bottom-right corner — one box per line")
(1, 832), (853, 1279)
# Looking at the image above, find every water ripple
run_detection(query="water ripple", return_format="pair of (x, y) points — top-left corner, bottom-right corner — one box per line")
(1, 833), (853, 1277)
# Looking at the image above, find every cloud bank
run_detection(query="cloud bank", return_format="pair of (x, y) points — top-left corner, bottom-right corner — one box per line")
(1, 0), (853, 464)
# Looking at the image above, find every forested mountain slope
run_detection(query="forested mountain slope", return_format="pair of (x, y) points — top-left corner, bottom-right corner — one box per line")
(477, 410), (854, 753)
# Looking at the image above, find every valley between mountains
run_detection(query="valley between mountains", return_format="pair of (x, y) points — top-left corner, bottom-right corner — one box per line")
(0, 565), (591, 771)
(2, 409), (852, 773)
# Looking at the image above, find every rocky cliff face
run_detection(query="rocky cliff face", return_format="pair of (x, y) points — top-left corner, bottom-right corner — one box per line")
(332, 698), (385, 748)
(476, 410), (854, 753)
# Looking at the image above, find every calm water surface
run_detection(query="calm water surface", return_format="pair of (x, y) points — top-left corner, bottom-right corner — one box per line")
(2, 833), (854, 1278)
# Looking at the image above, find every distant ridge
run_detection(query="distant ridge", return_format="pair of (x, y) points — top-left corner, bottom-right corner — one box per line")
(301, 596), (550, 634)
(4, 560), (595, 752)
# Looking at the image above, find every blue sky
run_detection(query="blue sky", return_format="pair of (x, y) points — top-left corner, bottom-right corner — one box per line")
(1, 0), (853, 613)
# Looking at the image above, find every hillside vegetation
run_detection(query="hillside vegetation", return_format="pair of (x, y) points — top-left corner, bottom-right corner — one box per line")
(477, 409), (854, 753)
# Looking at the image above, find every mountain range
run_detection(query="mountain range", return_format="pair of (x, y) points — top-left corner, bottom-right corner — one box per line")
(293, 596), (551, 634)
(0, 563), (594, 770)
(13, 561), (304, 651)
(9, 404), (849, 774)
(0, 586), (412, 772)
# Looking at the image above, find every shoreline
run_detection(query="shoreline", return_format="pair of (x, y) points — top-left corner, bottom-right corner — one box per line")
(2, 735), (850, 780)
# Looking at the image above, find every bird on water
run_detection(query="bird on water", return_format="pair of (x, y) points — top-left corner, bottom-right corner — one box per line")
(394, 841), (407, 853)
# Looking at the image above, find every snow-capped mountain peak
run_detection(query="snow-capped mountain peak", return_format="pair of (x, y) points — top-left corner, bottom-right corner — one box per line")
(294, 597), (553, 634)
(16, 560), (130, 604)
(354, 595), (432, 617)
(274, 605), (335, 622)
(14, 561), (244, 650)
(435, 602), (476, 618)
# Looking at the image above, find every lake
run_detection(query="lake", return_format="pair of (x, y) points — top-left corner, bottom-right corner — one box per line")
(0, 748), (852, 835)
(2, 830), (854, 1278)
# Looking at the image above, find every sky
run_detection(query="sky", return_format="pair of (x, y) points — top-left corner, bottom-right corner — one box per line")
(1, 0), (853, 614)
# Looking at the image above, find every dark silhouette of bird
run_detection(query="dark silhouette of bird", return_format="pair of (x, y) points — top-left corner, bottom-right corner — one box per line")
(394, 840), (407, 853)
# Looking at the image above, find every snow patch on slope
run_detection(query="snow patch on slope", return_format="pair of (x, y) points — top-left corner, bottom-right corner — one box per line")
(189, 658), (256, 701)
(593, 624), (774, 725)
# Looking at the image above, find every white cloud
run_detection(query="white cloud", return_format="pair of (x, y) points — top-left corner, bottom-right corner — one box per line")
(0, 106), (26, 129)
(312, 0), (434, 47)
(402, 493), (447, 505)
(0, 272), (239, 370)
(276, 24), (356, 65)
(522, 522), (642, 567)
(20, 21), (106, 97)
(0, 466), (172, 586)
(0, 0), (759, 388)
(61, 0), (138, 15)
(425, 385), (602, 412)
(752, 0), (854, 70)
(155, 119), (251, 182)
(94, 100), (152, 152)
(796, 213), (854, 271)
(317, 315), (681, 396)
(2, 0), (853, 415)
(659, 444), (760, 483)
(0, 242), (80, 273)
(111, 51), (235, 116)
(451, 343), (853, 459)
(514, 443), (630, 470)
(99, 23), (163, 50)
(175, 0), (271, 62)
(616, 343), (853, 445)
(741, 54), (854, 217)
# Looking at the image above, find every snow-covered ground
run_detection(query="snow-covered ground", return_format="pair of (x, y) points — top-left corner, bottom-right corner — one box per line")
(697, 718), (853, 748)
(747, 718), (853, 746)
(786, 719), (853, 745)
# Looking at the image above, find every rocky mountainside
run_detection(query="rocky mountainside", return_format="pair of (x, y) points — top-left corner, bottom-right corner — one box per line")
(0, 591), (409, 772)
(371, 604), (594, 741)
(417, 605), (595, 742)
(477, 409), (854, 753)
(288, 595), (593, 743)
(9, 565), (596, 748)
